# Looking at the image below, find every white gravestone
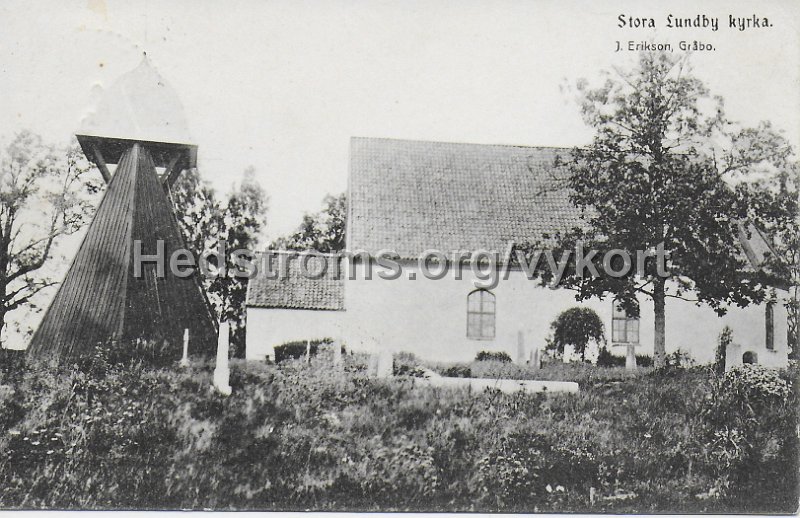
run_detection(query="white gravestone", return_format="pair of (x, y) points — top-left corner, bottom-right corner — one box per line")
(375, 350), (393, 378)
(179, 328), (190, 367)
(625, 343), (637, 370)
(516, 330), (526, 365)
(213, 322), (232, 396)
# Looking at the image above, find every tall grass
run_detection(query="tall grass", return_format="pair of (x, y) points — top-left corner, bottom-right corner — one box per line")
(0, 348), (797, 512)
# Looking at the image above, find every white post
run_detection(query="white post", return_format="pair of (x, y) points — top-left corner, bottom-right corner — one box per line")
(213, 322), (232, 395)
(625, 343), (637, 370)
(726, 343), (742, 371)
(306, 339), (311, 364)
(376, 350), (393, 378)
(531, 348), (540, 370)
(516, 330), (526, 365)
(179, 328), (190, 367)
(332, 340), (343, 369)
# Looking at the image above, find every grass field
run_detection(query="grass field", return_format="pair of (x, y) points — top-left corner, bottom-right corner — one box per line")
(0, 348), (797, 512)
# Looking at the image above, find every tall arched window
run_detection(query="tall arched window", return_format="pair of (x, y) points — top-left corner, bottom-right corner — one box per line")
(765, 303), (775, 351)
(467, 289), (495, 340)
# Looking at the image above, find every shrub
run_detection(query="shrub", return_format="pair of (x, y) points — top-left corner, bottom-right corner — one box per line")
(721, 364), (790, 407)
(476, 351), (511, 363)
(547, 307), (606, 362)
(662, 348), (695, 370)
(274, 338), (332, 363)
(442, 365), (472, 378)
(476, 432), (546, 507)
(393, 353), (427, 377)
(715, 326), (732, 375)
(596, 347), (652, 368)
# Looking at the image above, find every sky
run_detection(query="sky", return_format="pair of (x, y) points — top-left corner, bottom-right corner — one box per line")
(0, 0), (798, 347)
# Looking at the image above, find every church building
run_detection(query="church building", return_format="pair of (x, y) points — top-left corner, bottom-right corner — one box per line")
(245, 137), (791, 368)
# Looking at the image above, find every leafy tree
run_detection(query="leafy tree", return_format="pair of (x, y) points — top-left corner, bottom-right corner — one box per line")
(170, 166), (268, 357)
(272, 193), (346, 252)
(0, 132), (100, 346)
(740, 152), (799, 358)
(547, 307), (605, 362)
(549, 52), (788, 367)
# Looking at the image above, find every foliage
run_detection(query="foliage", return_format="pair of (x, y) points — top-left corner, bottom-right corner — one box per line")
(719, 364), (790, 407)
(0, 350), (796, 512)
(475, 350), (512, 363)
(0, 132), (101, 343)
(171, 167), (268, 357)
(662, 348), (696, 370)
(273, 338), (332, 363)
(743, 151), (799, 358)
(596, 347), (653, 368)
(547, 307), (606, 362)
(441, 365), (472, 378)
(272, 193), (346, 253)
(693, 365), (797, 505)
(392, 353), (428, 377)
(535, 52), (795, 367)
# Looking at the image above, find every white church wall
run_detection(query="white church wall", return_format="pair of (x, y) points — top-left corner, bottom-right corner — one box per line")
(342, 261), (789, 366)
(245, 307), (345, 361)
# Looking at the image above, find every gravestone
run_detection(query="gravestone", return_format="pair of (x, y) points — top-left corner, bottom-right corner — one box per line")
(625, 343), (637, 370)
(376, 350), (393, 378)
(213, 323), (232, 396)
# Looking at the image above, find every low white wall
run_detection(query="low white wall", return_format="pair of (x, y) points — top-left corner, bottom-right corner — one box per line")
(245, 307), (345, 361)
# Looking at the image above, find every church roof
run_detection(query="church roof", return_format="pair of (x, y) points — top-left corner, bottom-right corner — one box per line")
(347, 137), (583, 258)
(78, 56), (194, 145)
(246, 253), (345, 310)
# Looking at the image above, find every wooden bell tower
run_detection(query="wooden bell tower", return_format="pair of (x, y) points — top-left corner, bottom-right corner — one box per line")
(28, 57), (218, 359)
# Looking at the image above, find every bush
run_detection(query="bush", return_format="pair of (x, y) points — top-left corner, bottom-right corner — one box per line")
(273, 338), (332, 363)
(393, 353), (427, 377)
(547, 307), (606, 362)
(476, 351), (511, 363)
(721, 364), (790, 407)
(663, 348), (695, 370)
(441, 365), (472, 378)
(690, 364), (798, 509)
(596, 347), (653, 368)
(715, 326), (732, 375)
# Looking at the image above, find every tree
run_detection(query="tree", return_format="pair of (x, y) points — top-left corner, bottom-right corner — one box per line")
(547, 307), (606, 362)
(0, 131), (101, 345)
(553, 52), (789, 368)
(740, 151), (799, 358)
(272, 193), (346, 252)
(170, 166), (268, 357)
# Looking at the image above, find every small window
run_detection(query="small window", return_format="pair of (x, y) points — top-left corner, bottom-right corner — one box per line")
(766, 303), (774, 351)
(612, 302), (639, 344)
(467, 289), (495, 340)
(743, 351), (758, 364)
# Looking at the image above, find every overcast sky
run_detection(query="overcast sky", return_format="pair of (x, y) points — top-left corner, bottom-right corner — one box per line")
(2, 0), (798, 238)
(0, 0), (798, 347)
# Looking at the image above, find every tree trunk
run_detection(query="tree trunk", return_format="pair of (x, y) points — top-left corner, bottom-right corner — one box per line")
(0, 314), (6, 350)
(653, 278), (666, 368)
